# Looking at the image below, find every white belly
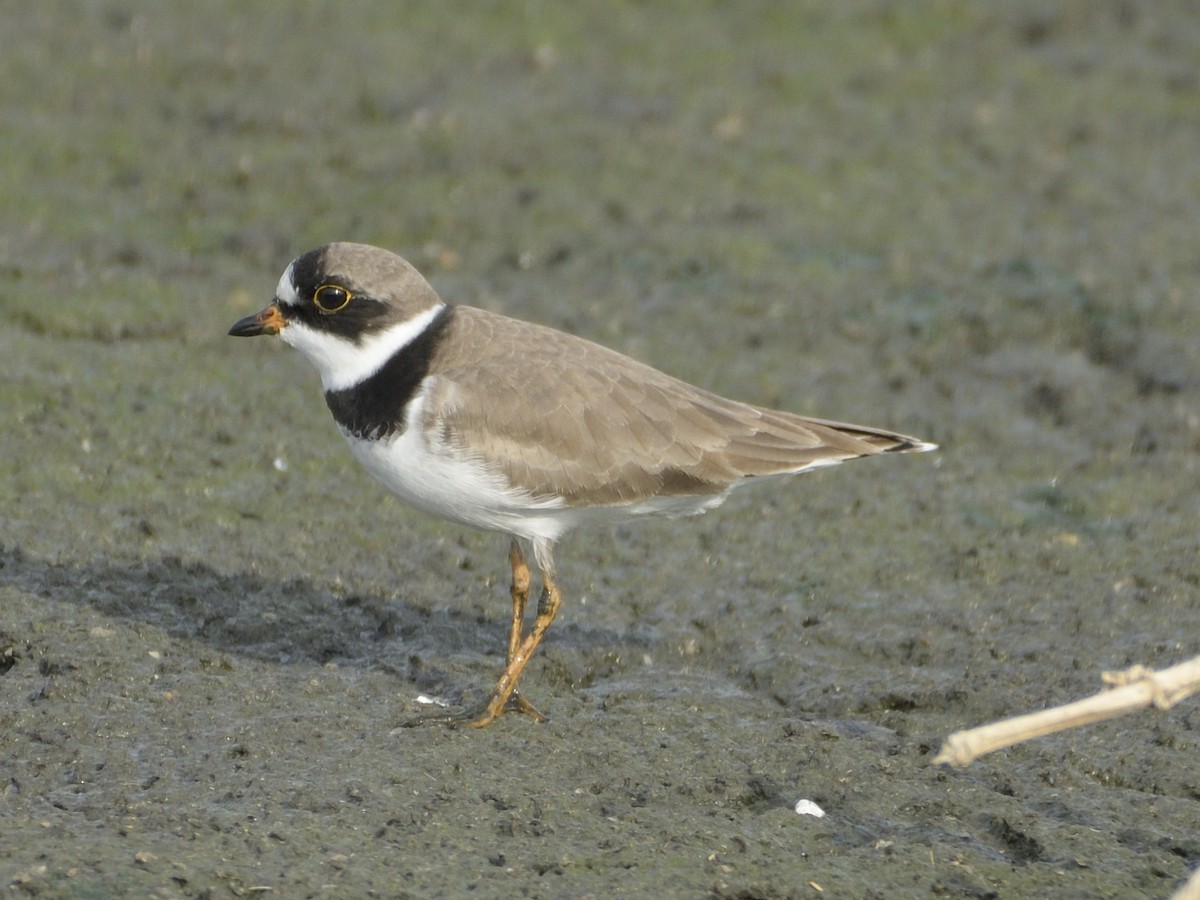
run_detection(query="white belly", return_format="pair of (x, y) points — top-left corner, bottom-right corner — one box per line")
(340, 396), (570, 543)
(337, 384), (738, 544)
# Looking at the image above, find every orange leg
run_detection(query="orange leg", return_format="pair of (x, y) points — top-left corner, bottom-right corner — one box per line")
(468, 540), (562, 728)
(492, 538), (546, 723)
(398, 537), (559, 729)
(506, 537), (531, 663)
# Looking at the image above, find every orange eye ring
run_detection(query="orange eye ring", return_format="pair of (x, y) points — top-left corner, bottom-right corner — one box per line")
(313, 284), (352, 313)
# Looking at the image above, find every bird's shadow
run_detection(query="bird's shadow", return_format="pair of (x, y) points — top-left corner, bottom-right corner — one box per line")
(0, 542), (648, 702)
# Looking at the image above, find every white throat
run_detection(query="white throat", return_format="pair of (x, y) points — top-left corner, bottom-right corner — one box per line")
(278, 293), (447, 392)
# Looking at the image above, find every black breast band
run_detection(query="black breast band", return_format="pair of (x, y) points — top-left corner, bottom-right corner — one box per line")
(324, 305), (455, 440)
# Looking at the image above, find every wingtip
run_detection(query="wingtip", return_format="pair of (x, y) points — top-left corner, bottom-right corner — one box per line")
(890, 438), (939, 454)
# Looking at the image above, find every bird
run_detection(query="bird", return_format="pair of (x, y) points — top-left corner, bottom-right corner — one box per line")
(229, 242), (935, 727)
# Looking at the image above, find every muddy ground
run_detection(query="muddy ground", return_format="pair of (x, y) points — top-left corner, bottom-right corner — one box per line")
(2, 3), (1198, 897)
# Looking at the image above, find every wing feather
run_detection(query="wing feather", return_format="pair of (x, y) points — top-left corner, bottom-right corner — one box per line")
(421, 306), (928, 507)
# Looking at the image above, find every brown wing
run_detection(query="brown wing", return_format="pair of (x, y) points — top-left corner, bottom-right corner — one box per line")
(421, 306), (929, 507)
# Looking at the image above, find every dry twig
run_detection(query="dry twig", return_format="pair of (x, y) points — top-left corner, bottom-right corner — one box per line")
(934, 657), (1200, 768)
(936, 657), (1200, 899)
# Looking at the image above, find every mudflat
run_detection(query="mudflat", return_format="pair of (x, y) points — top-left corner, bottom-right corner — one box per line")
(2, 4), (1197, 897)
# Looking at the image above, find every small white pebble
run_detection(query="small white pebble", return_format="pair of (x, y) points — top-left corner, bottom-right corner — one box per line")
(273, 457), (288, 472)
(533, 43), (558, 70)
(794, 799), (826, 818)
(415, 694), (449, 708)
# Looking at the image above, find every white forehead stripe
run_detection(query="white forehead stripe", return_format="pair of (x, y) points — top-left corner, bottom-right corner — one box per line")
(276, 262), (300, 306)
(280, 301), (447, 392)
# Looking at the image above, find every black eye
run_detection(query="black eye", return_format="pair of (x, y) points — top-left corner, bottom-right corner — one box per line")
(313, 284), (351, 313)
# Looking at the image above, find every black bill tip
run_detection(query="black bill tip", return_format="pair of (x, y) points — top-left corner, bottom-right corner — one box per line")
(228, 304), (285, 337)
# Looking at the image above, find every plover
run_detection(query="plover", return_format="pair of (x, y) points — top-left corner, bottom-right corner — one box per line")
(229, 242), (935, 727)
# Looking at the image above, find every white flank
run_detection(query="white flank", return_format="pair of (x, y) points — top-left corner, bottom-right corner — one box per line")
(341, 380), (571, 543)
